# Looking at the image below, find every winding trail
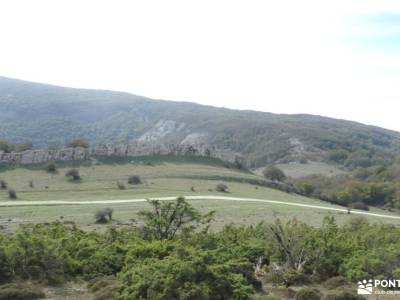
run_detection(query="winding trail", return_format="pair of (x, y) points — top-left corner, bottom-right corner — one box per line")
(1, 195), (400, 221)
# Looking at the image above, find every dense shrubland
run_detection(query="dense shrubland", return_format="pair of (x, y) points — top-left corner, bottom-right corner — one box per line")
(0, 198), (399, 299)
(291, 159), (400, 209)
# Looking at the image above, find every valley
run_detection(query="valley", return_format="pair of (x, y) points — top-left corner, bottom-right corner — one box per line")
(1, 77), (400, 299)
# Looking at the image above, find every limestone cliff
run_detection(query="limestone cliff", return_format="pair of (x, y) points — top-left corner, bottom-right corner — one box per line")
(0, 142), (242, 165)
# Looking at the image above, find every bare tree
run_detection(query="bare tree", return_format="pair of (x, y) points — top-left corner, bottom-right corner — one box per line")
(269, 220), (311, 272)
(138, 197), (214, 240)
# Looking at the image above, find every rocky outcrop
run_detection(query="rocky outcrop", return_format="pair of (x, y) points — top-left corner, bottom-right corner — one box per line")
(138, 120), (186, 142)
(0, 141), (243, 166)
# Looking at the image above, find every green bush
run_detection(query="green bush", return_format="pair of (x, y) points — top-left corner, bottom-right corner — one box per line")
(45, 161), (57, 173)
(350, 202), (369, 211)
(119, 246), (254, 300)
(8, 188), (17, 199)
(0, 180), (7, 189)
(93, 284), (120, 300)
(0, 206), (399, 300)
(295, 288), (322, 300)
(323, 276), (348, 289)
(323, 291), (365, 300)
(216, 183), (228, 192)
(0, 140), (13, 153)
(95, 208), (114, 223)
(117, 181), (125, 190)
(65, 168), (81, 181)
(15, 142), (33, 152)
(128, 175), (141, 185)
(88, 276), (121, 300)
(0, 283), (45, 300)
(328, 150), (348, 164)
(263, 166), (287, 182)
(66, 139), (89, 148)
(300, 182), (315, 196)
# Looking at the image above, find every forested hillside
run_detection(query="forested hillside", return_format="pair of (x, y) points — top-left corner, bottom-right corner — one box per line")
(1, 76), (400, 168)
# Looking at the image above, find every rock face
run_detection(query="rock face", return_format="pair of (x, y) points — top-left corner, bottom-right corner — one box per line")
(138, 120), (186, 142)
(0, 142), (242, 166)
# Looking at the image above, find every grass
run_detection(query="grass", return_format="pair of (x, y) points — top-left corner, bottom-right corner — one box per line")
(0, 157), (399, 232)
(273, 161), (346, 178)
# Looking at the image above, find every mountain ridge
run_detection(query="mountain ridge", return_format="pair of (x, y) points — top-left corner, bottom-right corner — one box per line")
(1, 75), (399, 168)
(2, 75), (397, 130)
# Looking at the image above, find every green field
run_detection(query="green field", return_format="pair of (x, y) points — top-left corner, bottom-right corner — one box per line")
(1, 156), (399, 232)
(273, 161), (346, 178)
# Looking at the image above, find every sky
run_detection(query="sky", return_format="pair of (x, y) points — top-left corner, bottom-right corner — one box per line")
(1, 0), (400, 130)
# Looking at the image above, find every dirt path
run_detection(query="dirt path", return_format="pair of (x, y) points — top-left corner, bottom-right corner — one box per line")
(1, 195), (400, 220)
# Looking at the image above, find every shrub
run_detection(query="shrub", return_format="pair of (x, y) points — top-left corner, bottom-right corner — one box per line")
(8, 189), (17, 199)
(93, 283), (120, 300)
(323, 292), (365, 300)
(128, 175), (141, 185)
(263, 166), (287, 182)
(119, 246), (254, 300)
(350, 202), (369, 211)
(95, 208), (114, 223)
(0, 180), (7, 189)
(0, 140), (13, 153)
(117, 181), (126, 190)
(138, 197), (214, 240)
(15, 142), (33, 152)
(299, 157), (308, 164)
(66, 138), (89, 148)
(328, 150), (348, 164)
(300, 182), (315, 196)
(216, 183), (228, 192)
(46, 161), (57, 173)
(0, 283), (45, 300)
(267, 269), (309, 287)
(295, 288), (322, 300)
(88, 276), (121, 300)
(323, 276), (349, 289)
(66, 169), (81, 181)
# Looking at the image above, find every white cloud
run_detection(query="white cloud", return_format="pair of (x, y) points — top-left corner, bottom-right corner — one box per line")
(0, 0), (400, 130)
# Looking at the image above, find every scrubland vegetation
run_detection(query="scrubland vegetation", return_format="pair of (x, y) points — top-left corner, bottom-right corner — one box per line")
(2, 61), (400, 300)
(0, 137), (399, 298)
(290, 158), (400, 210)
(0, 197), (397, 299)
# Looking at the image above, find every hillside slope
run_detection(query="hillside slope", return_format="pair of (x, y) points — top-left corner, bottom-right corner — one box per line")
(1, 76), (400, 168)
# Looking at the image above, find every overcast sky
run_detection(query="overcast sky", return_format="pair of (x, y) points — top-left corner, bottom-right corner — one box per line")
(1, 0), (400, 130)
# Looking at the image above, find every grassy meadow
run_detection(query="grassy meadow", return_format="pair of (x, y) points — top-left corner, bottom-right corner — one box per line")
(1, 156), (400, 232)
(271, 161), (346, 178)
